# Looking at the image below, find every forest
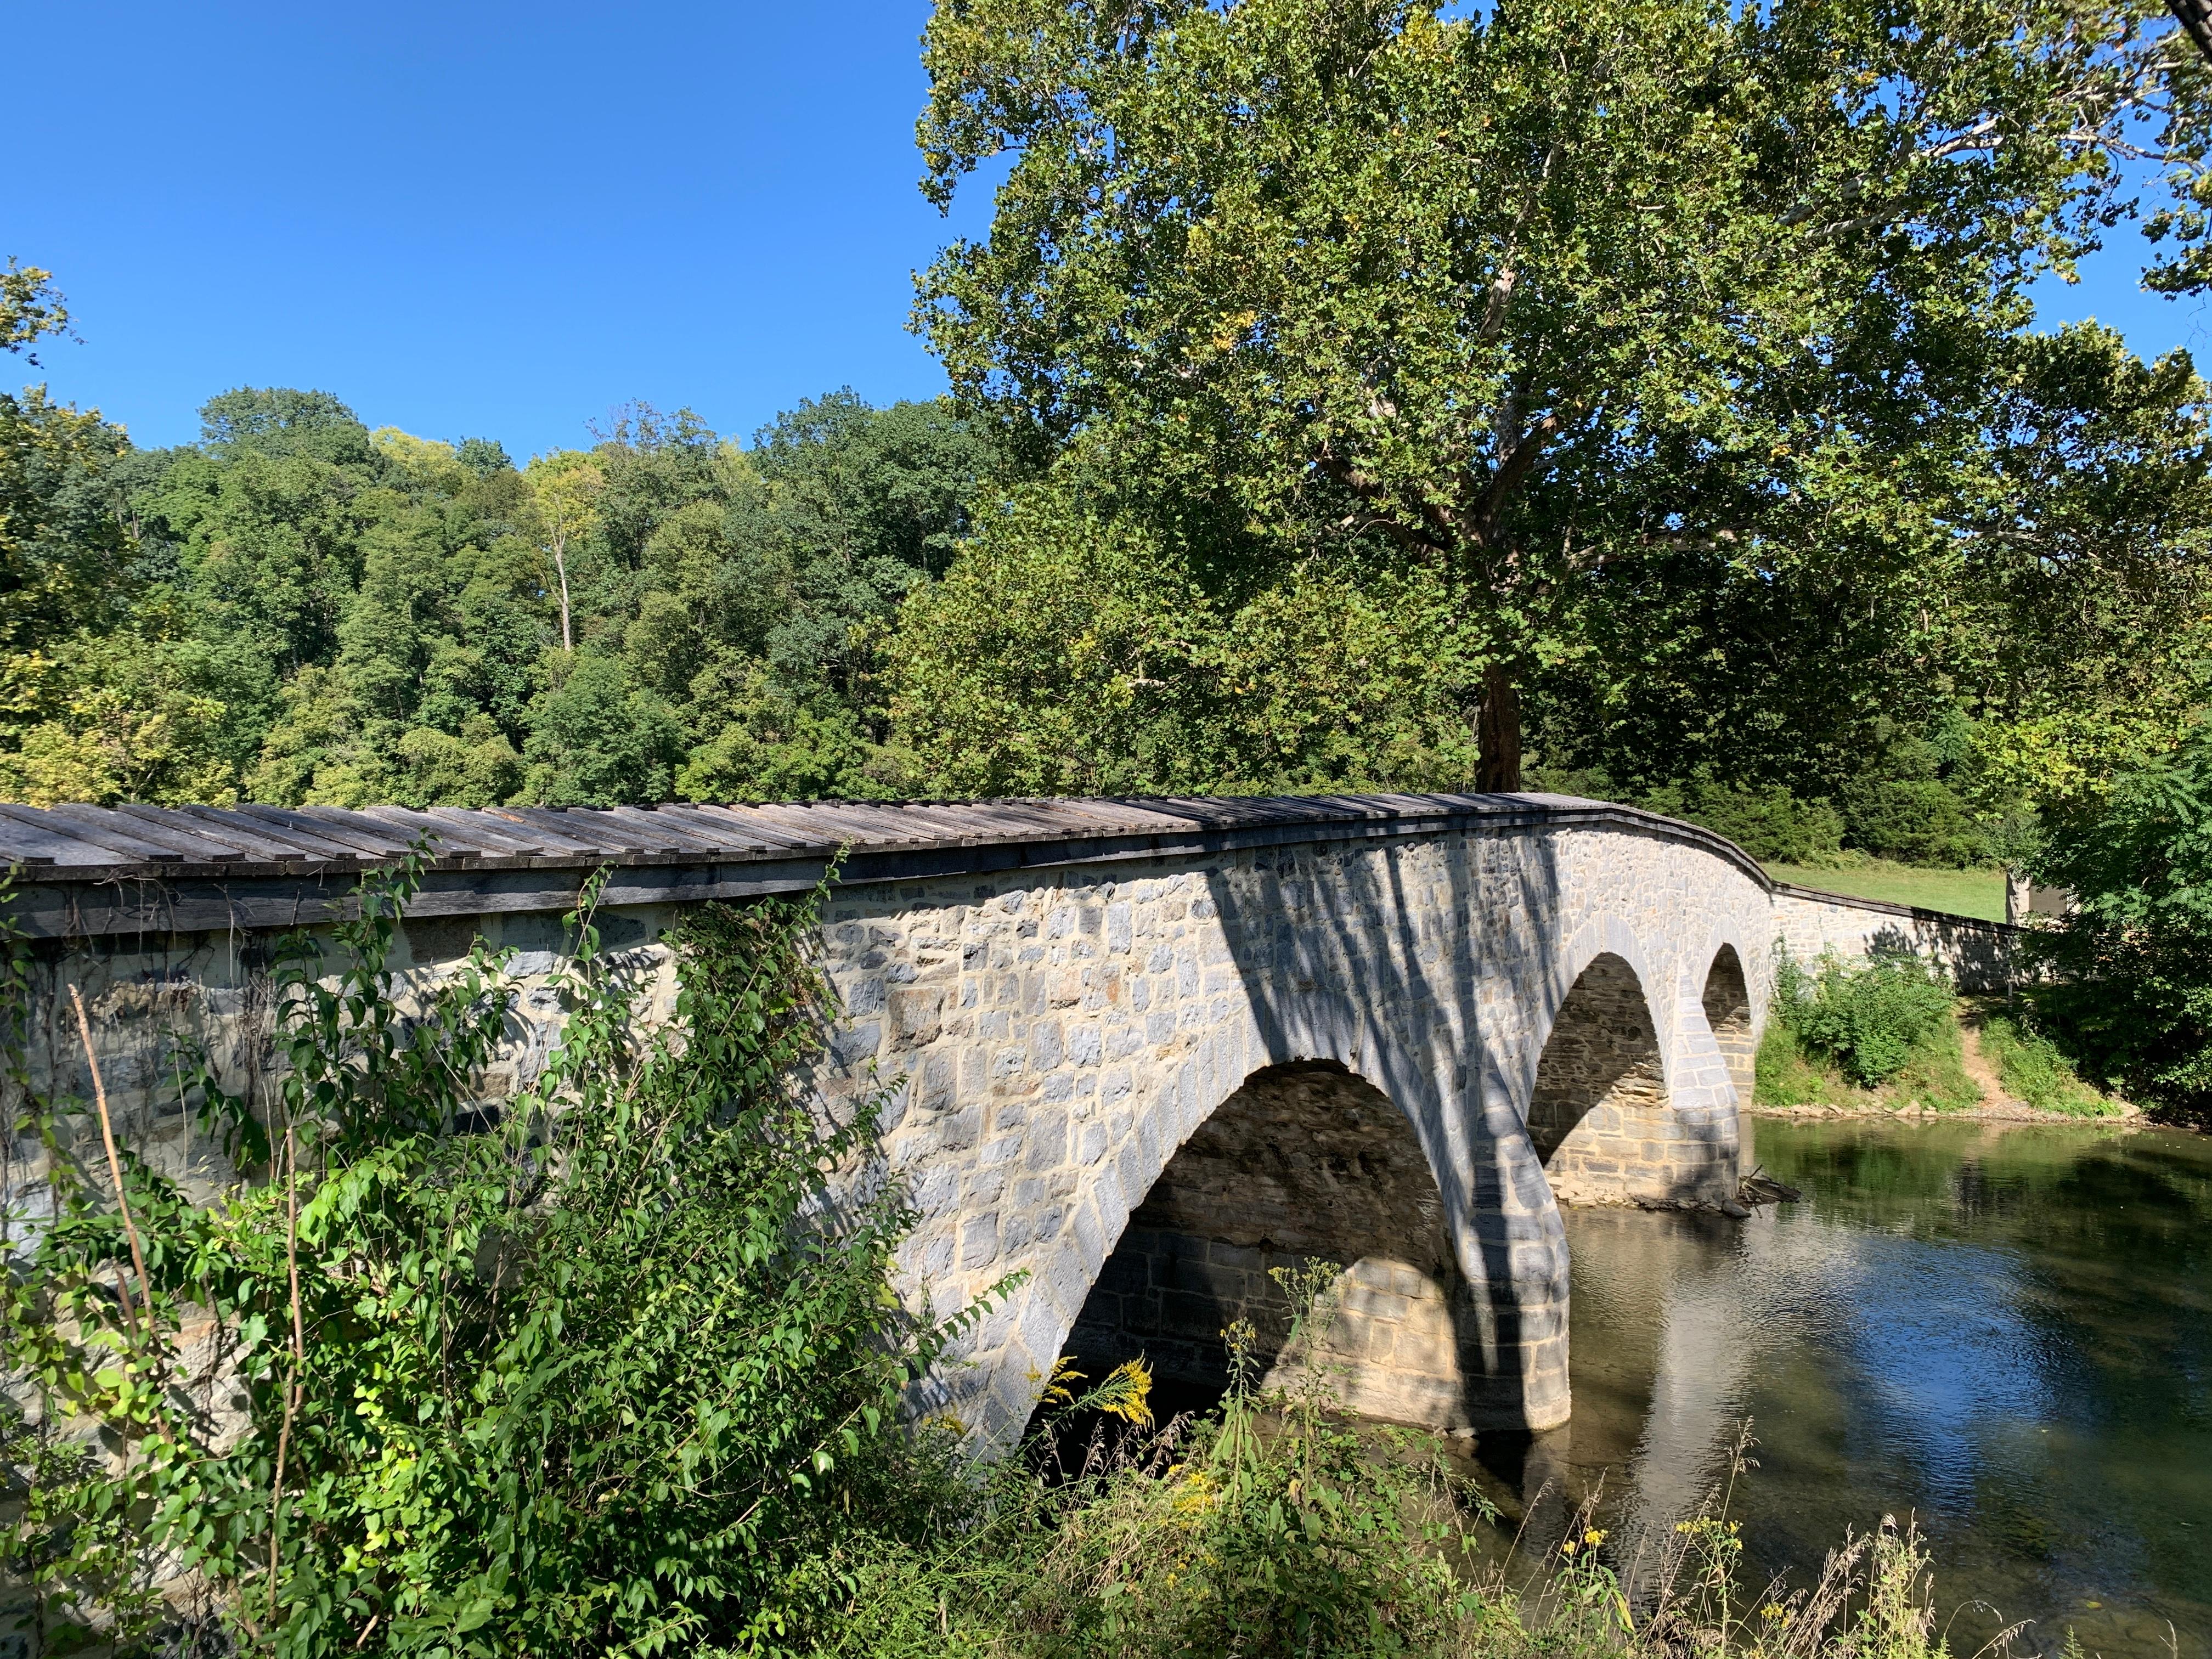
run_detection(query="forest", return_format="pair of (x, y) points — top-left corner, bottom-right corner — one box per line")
(1, 351), (2200, 869)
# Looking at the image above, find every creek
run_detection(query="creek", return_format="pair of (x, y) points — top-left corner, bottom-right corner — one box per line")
(1474, 1118), (2212, 1659)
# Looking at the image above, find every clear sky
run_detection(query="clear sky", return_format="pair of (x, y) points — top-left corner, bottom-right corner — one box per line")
(13, 0), (995, 459)
(14, 1), (2212, 460)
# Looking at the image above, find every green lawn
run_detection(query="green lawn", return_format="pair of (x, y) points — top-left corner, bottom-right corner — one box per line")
(1762, 859), (2007, 923)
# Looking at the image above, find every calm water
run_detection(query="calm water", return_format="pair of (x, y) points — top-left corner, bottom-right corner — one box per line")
(1475, 1119), (2212, 1659)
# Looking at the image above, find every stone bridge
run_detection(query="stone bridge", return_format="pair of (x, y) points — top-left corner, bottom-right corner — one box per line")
(0, 793), (2017, 1441)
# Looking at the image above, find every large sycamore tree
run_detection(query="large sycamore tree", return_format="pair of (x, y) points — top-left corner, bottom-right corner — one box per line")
(915, 0), (2212, 791)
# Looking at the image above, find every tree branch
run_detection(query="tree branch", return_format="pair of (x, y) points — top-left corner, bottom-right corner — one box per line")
(1472, 409), (1572, 545)
(1314, 450), (1454, 557)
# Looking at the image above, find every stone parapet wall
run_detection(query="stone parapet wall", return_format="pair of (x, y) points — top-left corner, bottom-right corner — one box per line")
(1772, 885), (2019, 992)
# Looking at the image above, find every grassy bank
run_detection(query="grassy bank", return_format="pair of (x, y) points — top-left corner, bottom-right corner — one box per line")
(1762, 858), (2006, 922)
(1754, 951), (2121, 1118)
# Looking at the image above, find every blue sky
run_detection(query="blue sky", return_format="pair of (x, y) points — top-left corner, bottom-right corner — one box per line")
(13, 1), (990, 458)
(14, 1), (2212, 460)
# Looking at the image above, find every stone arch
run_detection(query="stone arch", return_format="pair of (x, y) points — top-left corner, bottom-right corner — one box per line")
(1523, 951), (1689, 1206)
(1700, 943), (1755, 1107)
(1500, 913), (1673, 1114)
(1064, 1060), (1490, 1429)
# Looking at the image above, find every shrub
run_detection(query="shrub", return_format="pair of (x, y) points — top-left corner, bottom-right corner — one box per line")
(1775, 950), (1958, 1088)
(996, 1278), (1486, 1657)
(0, 857), (990, 1655)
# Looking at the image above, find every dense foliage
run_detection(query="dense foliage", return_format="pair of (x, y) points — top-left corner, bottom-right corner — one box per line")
(2030, 730), (2212, 1116)
(1769, 952), (1960, 1090)
(0, 387), (995, 810)
(15, 0), (2212, 855)
(905, 0), (2212, 821)
(1, 865), (992, 1655)
(1, 346), (2160, 871)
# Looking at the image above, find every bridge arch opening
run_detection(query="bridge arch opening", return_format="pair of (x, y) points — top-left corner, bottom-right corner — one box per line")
(1701, 944), (1755, 1107)
(1526, 952), (1679, 1205)
(1063, 1060), (1485, 1429)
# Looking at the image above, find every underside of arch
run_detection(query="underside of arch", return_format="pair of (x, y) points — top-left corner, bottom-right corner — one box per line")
(1066, 1061), (1491, 1429)
(1527, 952), (1697, 1206)
(1702, 943), (1755, 1106)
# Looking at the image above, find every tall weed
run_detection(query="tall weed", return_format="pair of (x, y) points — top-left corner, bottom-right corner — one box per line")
(819, 1279), (1994, 1659)
(962, 1269), (1493, 1657)
(1, 857), (996, 1656)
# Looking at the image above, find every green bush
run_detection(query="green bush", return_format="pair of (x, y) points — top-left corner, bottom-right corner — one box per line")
(1775, 950), (1959, 1088)
(0, 858), (990, 1656)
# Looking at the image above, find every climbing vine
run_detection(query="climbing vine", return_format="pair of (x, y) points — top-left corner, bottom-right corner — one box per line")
(1, 859), (988, 1656)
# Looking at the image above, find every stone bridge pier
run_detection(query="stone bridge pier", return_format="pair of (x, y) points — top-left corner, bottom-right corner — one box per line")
(832, 810), (1780, 1438)
(0, 793), (2019, 1443)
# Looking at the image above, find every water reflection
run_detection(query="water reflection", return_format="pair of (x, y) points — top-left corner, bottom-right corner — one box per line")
(1475, 1121), (2212, 1659)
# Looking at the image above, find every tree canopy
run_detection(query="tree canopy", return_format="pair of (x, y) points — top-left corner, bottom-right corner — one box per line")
(4, 0), (2211, 879)
(0, 383), (998, 810)
(910, 0), (2212, 795)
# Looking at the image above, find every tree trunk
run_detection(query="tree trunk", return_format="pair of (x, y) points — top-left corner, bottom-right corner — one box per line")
(552, 538), (573, 653)
(1474, 664), (1523, 793)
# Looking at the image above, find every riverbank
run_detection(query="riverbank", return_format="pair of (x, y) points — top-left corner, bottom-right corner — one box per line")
(1754, 984), (2135, 1123)
(1751, 1097), (2140, 1125)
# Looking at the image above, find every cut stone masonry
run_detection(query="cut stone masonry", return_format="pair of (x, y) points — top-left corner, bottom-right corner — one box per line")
(0, 793), (2021, 1442)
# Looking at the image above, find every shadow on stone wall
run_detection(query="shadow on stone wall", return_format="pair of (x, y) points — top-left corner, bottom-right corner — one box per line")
(1065, 1060), (1493, 1429)
(1527, 952), (1734, 1210)
(1702, 945), (1754, 1107)
(1194, 825), (1575, 1432)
